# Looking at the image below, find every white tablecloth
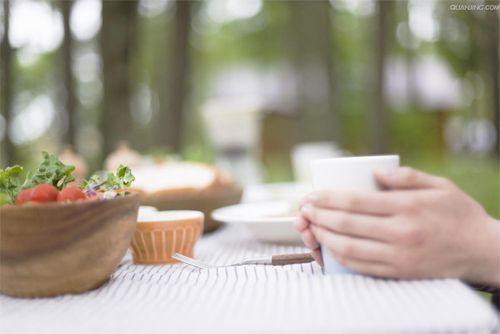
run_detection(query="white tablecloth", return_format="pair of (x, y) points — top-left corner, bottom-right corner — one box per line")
(1, 225), (498, 334)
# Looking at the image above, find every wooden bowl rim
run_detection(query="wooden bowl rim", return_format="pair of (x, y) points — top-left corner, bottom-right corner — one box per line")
(0, 192), (139, 213)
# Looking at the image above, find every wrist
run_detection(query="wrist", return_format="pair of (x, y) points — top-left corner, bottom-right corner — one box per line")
(465, 218), (500, 287)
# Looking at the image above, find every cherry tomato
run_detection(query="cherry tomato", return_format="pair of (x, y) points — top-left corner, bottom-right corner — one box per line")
(15, 189), (33, 205)
(31, 184), (59, 203)
(57, 186), (87, 202)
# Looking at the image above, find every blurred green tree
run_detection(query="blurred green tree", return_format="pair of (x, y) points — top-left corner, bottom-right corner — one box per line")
(100, 0), (138, 160)
(1, 0), (15, 166)
(484, 1), (499, 157)
(156, 0), (194, 153)
(60, 0), (76, 148)
(370, 0), (393, 154)
(288, 0), (337, 143)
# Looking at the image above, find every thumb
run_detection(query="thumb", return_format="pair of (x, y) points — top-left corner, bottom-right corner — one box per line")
(374, 167), (451, 190)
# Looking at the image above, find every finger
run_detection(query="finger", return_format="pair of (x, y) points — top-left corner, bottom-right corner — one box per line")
(300, 228), (320, 249)
(311, 225), (394, 263)
(301, 205), (399, 242)
(374, 167), (452, 190)
(307, 190), (406, 215)
(311, 248), (323, 267)
(299, 194), (313, 208)
(294, 215), (309, 232)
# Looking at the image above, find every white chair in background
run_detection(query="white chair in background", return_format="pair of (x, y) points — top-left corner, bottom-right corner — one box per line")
(201, 99), (263, 186)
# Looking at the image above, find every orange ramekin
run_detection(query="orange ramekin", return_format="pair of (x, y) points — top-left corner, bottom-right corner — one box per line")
(131, 211), (204, 264)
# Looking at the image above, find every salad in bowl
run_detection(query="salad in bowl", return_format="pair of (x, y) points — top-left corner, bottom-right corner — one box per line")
(1, 151), (135, 207)
(0, 152), (139, 297)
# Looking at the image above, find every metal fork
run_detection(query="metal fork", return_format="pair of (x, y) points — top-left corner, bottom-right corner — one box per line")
(172, 252), (314, 269)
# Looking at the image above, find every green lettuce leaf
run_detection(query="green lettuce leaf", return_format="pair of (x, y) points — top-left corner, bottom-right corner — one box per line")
(22, 151), (76, 191)
(81, 175), (101, 190)
(0, 165), (24, 204)
(106, 165), (135, 190)
(82, 165), (135, 197)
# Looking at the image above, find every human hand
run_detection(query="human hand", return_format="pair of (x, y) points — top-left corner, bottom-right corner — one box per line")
(295, 167), (500, 286)
(295, 214), (324, 266)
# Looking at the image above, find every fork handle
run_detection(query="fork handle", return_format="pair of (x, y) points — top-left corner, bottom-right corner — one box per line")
(271, 253), (314, 265)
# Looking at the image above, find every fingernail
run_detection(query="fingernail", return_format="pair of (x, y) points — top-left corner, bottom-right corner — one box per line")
(305, 193), (319, 203)
(301, 204), (313, 215)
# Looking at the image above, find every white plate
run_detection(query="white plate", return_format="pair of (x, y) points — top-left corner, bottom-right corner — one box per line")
(212, 201), (302, 244)
(242, 182), (312, 203)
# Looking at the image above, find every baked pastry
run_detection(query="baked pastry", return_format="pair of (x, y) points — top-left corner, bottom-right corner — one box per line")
(129, 161), (241, 233)
(130, 162), (234, 197)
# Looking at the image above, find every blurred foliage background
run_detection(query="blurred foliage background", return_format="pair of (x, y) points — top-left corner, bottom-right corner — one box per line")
(0, 0), (498, 217)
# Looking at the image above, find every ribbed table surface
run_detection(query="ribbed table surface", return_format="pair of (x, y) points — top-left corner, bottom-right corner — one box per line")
(1, 225), (498, 334)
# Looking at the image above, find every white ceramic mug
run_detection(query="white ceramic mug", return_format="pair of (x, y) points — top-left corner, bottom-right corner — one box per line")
(310, 155), (400, 274)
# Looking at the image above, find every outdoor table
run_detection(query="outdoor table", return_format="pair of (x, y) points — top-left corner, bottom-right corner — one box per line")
(1, 224), (498, 333)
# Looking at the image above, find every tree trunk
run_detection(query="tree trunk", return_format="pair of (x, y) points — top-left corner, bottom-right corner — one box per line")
(0, 0), (15, 167)
(397, 0), (417, 107)
(156, 0), (192, 153)
(61, 0), (77, 148)
(371, 0), (391, 154)
(485, 1), (499, 157)
(100, 0), (138, 160)
(288, 0), (337, 143)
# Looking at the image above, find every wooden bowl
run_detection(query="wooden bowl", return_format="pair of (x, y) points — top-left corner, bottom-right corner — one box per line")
(0, 194), (139, 297)
(131, 211), (204, 264)
(139, 187), (242, 233)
